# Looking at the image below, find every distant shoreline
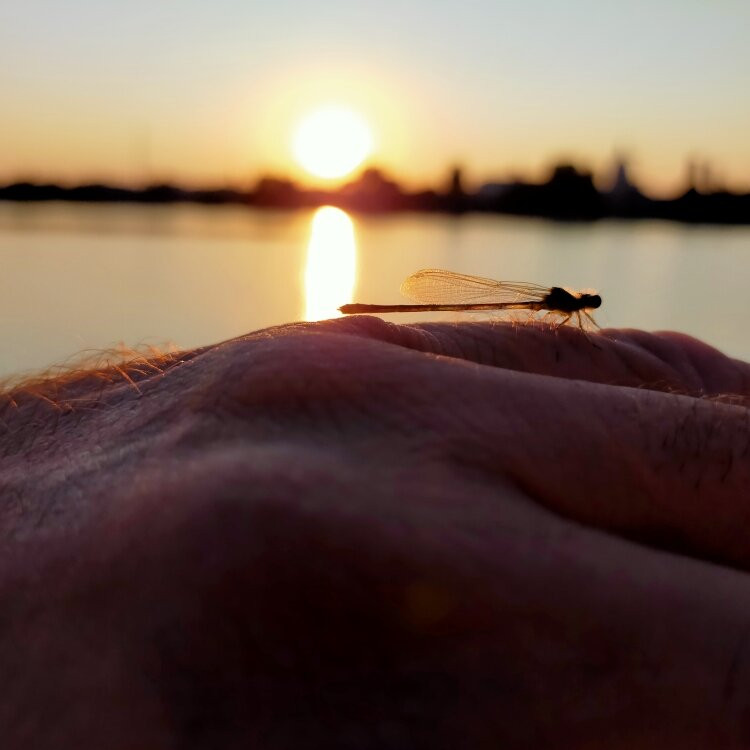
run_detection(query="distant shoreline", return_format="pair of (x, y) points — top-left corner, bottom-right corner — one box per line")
(2, 165), (749, 226)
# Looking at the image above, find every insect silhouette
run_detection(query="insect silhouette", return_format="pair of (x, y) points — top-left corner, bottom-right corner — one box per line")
(339, 269), (602, 329)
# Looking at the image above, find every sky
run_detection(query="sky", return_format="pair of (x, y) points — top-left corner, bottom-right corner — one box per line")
(1, 0), (749, 196)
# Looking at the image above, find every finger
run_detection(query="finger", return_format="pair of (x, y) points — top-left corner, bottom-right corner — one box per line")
(203, 326), (750, 571)
(306, 316), (750, 397)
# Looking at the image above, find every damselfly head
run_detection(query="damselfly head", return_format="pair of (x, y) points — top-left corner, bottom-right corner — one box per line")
(579, 292), (602, 309)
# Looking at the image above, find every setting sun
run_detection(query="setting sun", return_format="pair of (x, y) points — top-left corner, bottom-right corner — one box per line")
(293, 106), (373, 179)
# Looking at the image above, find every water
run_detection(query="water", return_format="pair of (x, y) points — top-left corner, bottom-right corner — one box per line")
(0, 201), (749, 378)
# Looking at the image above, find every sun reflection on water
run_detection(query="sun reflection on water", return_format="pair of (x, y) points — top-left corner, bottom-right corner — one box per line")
(304, 206), (357, 321)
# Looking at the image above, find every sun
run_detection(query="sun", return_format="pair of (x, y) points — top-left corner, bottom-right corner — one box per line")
(293, 106), (373, 179)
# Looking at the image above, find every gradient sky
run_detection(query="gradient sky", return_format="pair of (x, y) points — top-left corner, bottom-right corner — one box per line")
(2, 0), (749, 196)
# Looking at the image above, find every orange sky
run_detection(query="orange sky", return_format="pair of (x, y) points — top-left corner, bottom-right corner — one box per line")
(2, 1), (749, 198)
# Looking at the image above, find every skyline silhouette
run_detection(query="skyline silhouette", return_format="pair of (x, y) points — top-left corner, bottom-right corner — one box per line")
(2, 157), (749, 225)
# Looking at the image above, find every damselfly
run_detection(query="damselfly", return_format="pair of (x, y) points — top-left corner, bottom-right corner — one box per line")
(339, 269), (602, 329)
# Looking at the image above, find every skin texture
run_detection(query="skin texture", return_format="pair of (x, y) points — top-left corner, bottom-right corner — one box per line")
(1, 317), (750, 749)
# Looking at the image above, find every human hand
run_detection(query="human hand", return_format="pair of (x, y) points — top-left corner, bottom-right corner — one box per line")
(2, 318), (750, 749)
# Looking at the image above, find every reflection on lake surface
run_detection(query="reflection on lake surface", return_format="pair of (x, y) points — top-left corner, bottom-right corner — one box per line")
(0, 201), (749, 377)
(304, 207), (356, 321)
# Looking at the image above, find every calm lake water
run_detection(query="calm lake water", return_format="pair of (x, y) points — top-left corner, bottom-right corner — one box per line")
(0, 201), (749, 378)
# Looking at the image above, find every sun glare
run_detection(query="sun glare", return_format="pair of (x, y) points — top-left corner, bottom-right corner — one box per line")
(293, 106), (373, 179)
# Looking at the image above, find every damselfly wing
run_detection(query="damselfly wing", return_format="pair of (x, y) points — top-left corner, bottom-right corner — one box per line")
(400, 269), (552, 305)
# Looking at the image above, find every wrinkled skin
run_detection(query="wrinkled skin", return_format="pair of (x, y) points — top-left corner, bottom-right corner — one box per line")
(2, 317), (750, 749)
